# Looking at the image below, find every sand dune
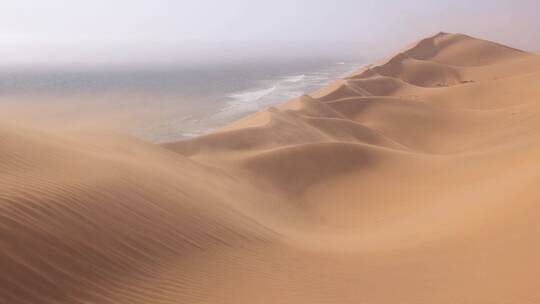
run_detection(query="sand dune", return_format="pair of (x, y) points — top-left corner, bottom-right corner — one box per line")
(2, 32), (540, 303)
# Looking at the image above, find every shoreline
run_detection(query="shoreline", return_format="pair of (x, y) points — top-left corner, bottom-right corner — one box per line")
(3, 32), (540, 303)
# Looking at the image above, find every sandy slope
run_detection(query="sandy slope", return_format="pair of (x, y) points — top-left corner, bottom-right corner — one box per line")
(2, 32), (540, 303)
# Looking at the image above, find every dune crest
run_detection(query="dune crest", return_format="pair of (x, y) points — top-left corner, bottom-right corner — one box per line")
(2, 32), (540, 303)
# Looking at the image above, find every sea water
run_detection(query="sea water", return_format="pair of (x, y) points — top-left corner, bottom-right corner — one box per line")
(0, 59), (362, 142)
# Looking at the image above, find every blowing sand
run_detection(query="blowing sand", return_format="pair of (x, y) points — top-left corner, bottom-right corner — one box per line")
(2, 32), (540, 303)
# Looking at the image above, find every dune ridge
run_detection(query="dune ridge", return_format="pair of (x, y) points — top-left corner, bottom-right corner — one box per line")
(2, 32), (540, 303)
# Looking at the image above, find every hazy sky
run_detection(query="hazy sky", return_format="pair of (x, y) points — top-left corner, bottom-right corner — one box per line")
(1, 0), (538, 67)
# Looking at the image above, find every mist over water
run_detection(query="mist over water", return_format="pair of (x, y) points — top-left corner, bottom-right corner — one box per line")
(0, 58), (362, 142)
(2, 0), (537, 146)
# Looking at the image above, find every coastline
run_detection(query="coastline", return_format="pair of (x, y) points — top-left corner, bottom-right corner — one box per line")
(3, 32), (540, 303)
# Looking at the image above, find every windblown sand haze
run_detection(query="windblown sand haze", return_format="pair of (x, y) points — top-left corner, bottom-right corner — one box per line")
(2, 32), (540, 303)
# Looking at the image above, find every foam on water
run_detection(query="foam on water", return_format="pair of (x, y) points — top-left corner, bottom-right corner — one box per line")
(227, 85), (278, 104)
(203, 62), (361, 140)
(283, 74), (306, 83)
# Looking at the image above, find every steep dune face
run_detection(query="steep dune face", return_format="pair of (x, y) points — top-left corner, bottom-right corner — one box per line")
(2, 32), (540, 303)
(392, 32), (527, 66)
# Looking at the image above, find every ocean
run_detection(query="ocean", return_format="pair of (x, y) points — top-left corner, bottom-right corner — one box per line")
(0, 59), (362, 143)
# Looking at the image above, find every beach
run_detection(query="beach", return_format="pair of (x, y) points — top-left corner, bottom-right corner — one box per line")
(0, 59), (359, 142)
(1, 32), (540, 303)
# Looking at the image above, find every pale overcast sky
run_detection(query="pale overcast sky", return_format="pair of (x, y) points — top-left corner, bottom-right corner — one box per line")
(0, 0), (538, 67)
